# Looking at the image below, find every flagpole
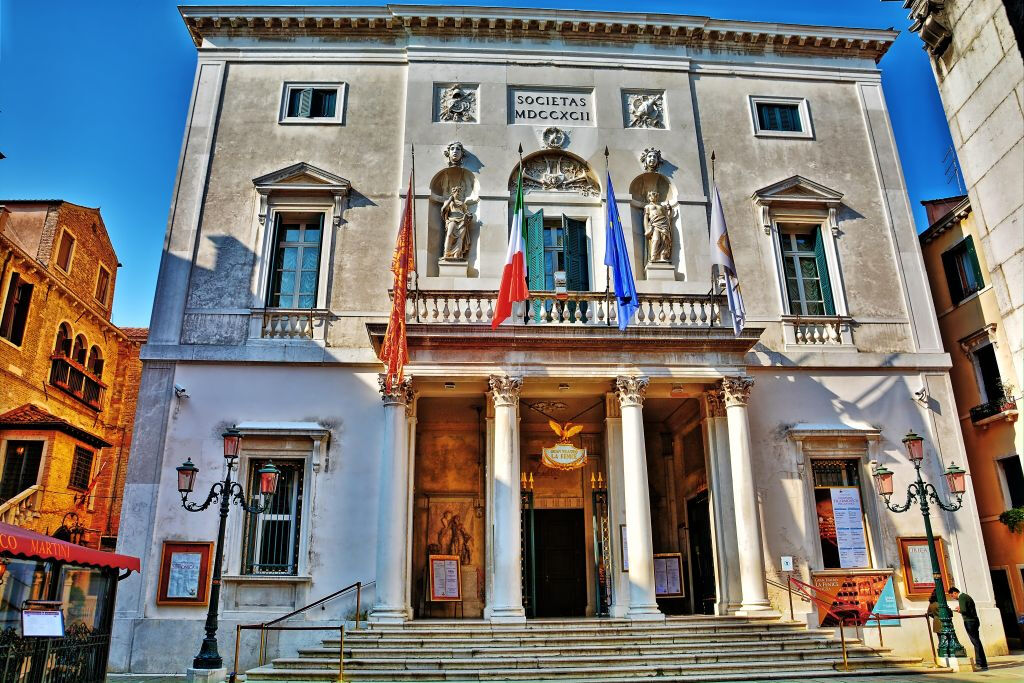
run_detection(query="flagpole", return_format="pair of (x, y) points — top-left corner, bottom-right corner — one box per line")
(709, 149), (719, 299)
(604, 146), (611, 327)
(411, 142), (419, 323)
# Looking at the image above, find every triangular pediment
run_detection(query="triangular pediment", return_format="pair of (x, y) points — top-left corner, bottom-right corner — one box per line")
(253, 162), (350, 192)
(752, 175), (843, 205)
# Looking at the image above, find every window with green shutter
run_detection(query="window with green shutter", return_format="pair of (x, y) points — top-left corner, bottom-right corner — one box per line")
(524, 213), (590, 320)
(780, 225), (835, 316)
(756, 103), (802, 132)
(282, 84), (343, 122)
(941, 236), (984, 306)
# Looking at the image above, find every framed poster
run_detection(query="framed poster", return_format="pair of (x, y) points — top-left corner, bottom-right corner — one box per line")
(812, 571), (898, 627)
(898, 537), (951, 597)
(22, 602), (65, 637)
(157, 541), (213, 606)
(653, 553), (684, 597)
(428, 554), (462, 602)
(814, 488), (870, 569)
(619, 525), (629, 572)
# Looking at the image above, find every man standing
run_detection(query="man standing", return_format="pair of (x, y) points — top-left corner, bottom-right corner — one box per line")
(949, 586), (988, 671)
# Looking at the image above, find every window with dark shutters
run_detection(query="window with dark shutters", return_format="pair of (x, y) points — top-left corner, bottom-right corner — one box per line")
(0, 441), (43, 504)
(0, 272), (33, 346)
(941, 236), (984, 305)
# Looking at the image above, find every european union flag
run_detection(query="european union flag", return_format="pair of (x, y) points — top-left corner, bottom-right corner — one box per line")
(604, 173), (638, 330)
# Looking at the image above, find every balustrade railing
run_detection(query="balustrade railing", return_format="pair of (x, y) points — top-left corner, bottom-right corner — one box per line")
(255, 309), (329, 340)
(48, 356), (105, 410)
(404, 290), (722, 328)
(782, 316), (849, 345)
(0, 485), (41, 526)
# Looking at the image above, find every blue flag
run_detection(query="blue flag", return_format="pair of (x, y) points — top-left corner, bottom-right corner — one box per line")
(604, 173), (639, 330)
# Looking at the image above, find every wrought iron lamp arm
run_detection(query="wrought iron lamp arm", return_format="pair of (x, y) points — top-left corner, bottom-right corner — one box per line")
(882, 481), (920, 513)
(232, 481), (275, 515)
(923, 482), (963, 512)
(181, 481), (225, 512)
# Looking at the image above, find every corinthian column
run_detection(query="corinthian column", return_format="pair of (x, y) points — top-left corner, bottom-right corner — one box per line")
(723, 376), (771, 613)
(616, 375), (664, 620)
(370, 375), (414, 623)
(487, 374), (526, 623)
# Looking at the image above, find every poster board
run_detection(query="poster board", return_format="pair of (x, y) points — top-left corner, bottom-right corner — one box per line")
(814, 487), (870, 569)
(812, 572), (899, 627)
(157, 541), (213, 605)
(428, 554), (462, 602)
(653, 553), (684, 597)
(898, 537), (951, 597)
(22, 610), (64, 637)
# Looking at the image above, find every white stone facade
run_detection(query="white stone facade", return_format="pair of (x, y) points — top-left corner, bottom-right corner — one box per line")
(112, 5), (1007, 674)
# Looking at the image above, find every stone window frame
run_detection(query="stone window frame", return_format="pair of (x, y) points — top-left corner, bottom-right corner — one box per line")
(959, 325), (1005, 405)
(748, 95), (814, 139)
(278, 82), (347, 125)
(994, 453), (1024, 512)
(223, 422), (330, 583)
(788, 426), (887, 572)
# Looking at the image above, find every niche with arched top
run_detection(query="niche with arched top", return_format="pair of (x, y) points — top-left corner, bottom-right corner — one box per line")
(628, 172), (681, 273)
(429, 167), (480, 275)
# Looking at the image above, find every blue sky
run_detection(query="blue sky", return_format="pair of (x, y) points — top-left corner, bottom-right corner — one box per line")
(0, 1), (957, 327)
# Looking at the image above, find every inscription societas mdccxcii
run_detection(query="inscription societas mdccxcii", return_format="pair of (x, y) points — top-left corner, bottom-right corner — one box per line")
(510, 87), (595, 126)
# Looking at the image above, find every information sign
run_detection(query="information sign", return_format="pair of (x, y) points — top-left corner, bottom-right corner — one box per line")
(22, 610), (64, 637)
(428, 554), (462, 602)
(830, 487), (870, 569)
(653, 553), (684, 597)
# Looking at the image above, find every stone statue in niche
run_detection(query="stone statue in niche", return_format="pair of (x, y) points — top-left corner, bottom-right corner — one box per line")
(643, 190), (674, 264)
(439, 85), (476, 123)
(640, 147), (662, 173)
(441, 185), (472, 260)
(627, 92), (665, 129)
(444, 141), (465, 167)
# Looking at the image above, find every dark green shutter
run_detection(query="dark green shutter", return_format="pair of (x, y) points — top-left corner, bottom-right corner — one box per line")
(813, 228), (836, 315)
(963, 236), (984, 290)
(941, 248), (966, 304)
(297, 88), (313, 117)
(526, 210), (545, 321)
(267, 214), (283, 306)
(562, 217), (589, 320)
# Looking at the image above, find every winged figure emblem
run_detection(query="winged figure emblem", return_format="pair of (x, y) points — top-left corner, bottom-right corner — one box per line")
(548, 419), (584, 443)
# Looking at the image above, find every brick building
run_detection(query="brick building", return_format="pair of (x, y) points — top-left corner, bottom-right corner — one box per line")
(0, 200), (146, 550)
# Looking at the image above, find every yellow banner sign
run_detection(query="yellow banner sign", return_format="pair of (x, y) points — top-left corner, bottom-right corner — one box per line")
(542, 443), (587, 470)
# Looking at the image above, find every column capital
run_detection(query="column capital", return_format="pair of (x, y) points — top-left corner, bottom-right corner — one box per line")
(722, 376), (754, 407)
(701, 389), (726, 418)
(615, 375), (649, 408)
(489, 375), (523, 407)
(379, 374), (414, 406)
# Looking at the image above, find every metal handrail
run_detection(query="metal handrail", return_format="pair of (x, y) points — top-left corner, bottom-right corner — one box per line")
(265, 579), (373, 627)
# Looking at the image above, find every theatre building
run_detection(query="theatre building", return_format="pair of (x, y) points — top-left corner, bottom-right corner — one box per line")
(112, 4), (1007, 677)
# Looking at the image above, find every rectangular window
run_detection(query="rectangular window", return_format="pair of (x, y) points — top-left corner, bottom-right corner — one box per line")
(280, 83), (345, 124)
(812, 458), (870, 569)
(780, 226), (835, 316)
(941, 236), (984, 305)
(0, 441), (43, 503)
(0, 272), (33, 346)
(757, 103), (802, 132)
(55, 231), (75, 271)
(973, 343), (1004, 403)
(998, 456), (1024, 509)
(267, 213), (323, 309)
(68, 447), (94, 491)
(241, 459), (304, 575)
(94, 266), (110, 305)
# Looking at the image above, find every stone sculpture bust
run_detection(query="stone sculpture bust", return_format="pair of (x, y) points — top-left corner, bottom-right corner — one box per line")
(643, 190), (674, 264)
(444, 141), (465, 167)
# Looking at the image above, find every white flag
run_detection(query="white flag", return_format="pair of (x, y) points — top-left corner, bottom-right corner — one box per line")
(709, 184), (746, 335)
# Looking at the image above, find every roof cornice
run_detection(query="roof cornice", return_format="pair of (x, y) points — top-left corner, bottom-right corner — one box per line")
(919, 196), (972, 244)
(178, 4), (898, 61)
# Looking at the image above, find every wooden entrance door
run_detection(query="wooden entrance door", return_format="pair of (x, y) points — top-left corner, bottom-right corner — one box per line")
(534, 509), (586, 617)
(687, 491), (716, 615)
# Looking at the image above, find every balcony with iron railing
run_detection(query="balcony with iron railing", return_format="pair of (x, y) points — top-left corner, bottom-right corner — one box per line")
(969, 390), (1019, 427)
(49, 355), (106, 411)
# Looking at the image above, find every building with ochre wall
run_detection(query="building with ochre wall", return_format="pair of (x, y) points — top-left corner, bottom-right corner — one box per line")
(920, 194), (1024, 648)
(0, 201), (147, 550)
(113, 5), (1005, 675)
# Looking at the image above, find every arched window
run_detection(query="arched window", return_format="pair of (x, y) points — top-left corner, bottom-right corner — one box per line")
(87, 346), (104, 378)
(55, 323), (72, 357)
(72, 335), (87, 365)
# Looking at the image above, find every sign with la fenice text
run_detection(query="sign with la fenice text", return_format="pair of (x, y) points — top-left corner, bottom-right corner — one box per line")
(510, 88), (595, 126)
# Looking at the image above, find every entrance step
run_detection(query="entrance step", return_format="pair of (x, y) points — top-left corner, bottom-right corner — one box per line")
(241, 616), (946, 682)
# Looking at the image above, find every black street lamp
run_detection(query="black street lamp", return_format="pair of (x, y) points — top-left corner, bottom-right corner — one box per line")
(176, 428), (280, 670)
(873, 430), (968, 661)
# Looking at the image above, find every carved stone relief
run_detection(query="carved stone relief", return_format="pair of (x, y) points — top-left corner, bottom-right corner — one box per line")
(625, 91), (665, 129)
(614, 375), (649, 408)
(444, 141), (465, 167)
(640, 147), (662, 173)
(513, 152), (599, 196)
(437, 84), (477, 123)
(643, 190), (674, 264)
(542, 127), (568, 149)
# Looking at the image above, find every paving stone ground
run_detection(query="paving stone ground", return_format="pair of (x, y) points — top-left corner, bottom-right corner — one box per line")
(106, 654), (1024, 683)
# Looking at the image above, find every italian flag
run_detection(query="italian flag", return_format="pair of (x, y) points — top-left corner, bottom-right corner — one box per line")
(492, 167), (529, 328)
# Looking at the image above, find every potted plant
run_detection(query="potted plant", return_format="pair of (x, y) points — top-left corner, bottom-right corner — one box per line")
(998, 382), (1018, 412)
(999, 507), (1024, 533)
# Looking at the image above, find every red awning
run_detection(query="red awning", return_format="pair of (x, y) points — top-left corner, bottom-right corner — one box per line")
(0, 522), (139, 572)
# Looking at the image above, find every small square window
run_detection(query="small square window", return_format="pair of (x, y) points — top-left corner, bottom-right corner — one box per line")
(280, 83), (345, 124)
(68, 446), (94, 491)
(749, 96), (813, 138)
(95, 266), (111, 305)
(55, 231), (75, 271)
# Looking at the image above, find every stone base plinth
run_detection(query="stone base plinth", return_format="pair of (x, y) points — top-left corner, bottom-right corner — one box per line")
(645, 262), (675, 280)
(939, 655), (975, 671)
(438, 259), (469, 278)
(186, 667), (227, 683)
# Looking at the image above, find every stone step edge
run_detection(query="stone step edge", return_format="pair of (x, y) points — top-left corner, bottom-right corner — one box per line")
(301, 639), (866, 656)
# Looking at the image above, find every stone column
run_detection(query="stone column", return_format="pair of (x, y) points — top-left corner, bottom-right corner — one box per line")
(487, 375), (526, 623)
(370, 375), (413, 623)
(723, 376), (771, 613)
(616, 375), (664, 620)
(604, 393), (630, 617)
(404, 395), (418, 619)
(701, 389), (741, 614)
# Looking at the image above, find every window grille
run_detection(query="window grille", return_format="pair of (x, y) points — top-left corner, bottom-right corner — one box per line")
(68, 447), (94, 491)
(242, 459), (304, 575)
(811, 458), (861, 487)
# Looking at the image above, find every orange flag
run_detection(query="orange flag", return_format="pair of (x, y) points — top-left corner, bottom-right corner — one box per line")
(379, 172), (415, 392)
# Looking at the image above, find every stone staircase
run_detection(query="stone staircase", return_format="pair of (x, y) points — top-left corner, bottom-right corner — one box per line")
(243, 615), (943, 682)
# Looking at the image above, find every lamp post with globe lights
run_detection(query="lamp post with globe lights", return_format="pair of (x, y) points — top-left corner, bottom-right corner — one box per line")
(872, 431), (968, 661)
(176, 428), (280, 670)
